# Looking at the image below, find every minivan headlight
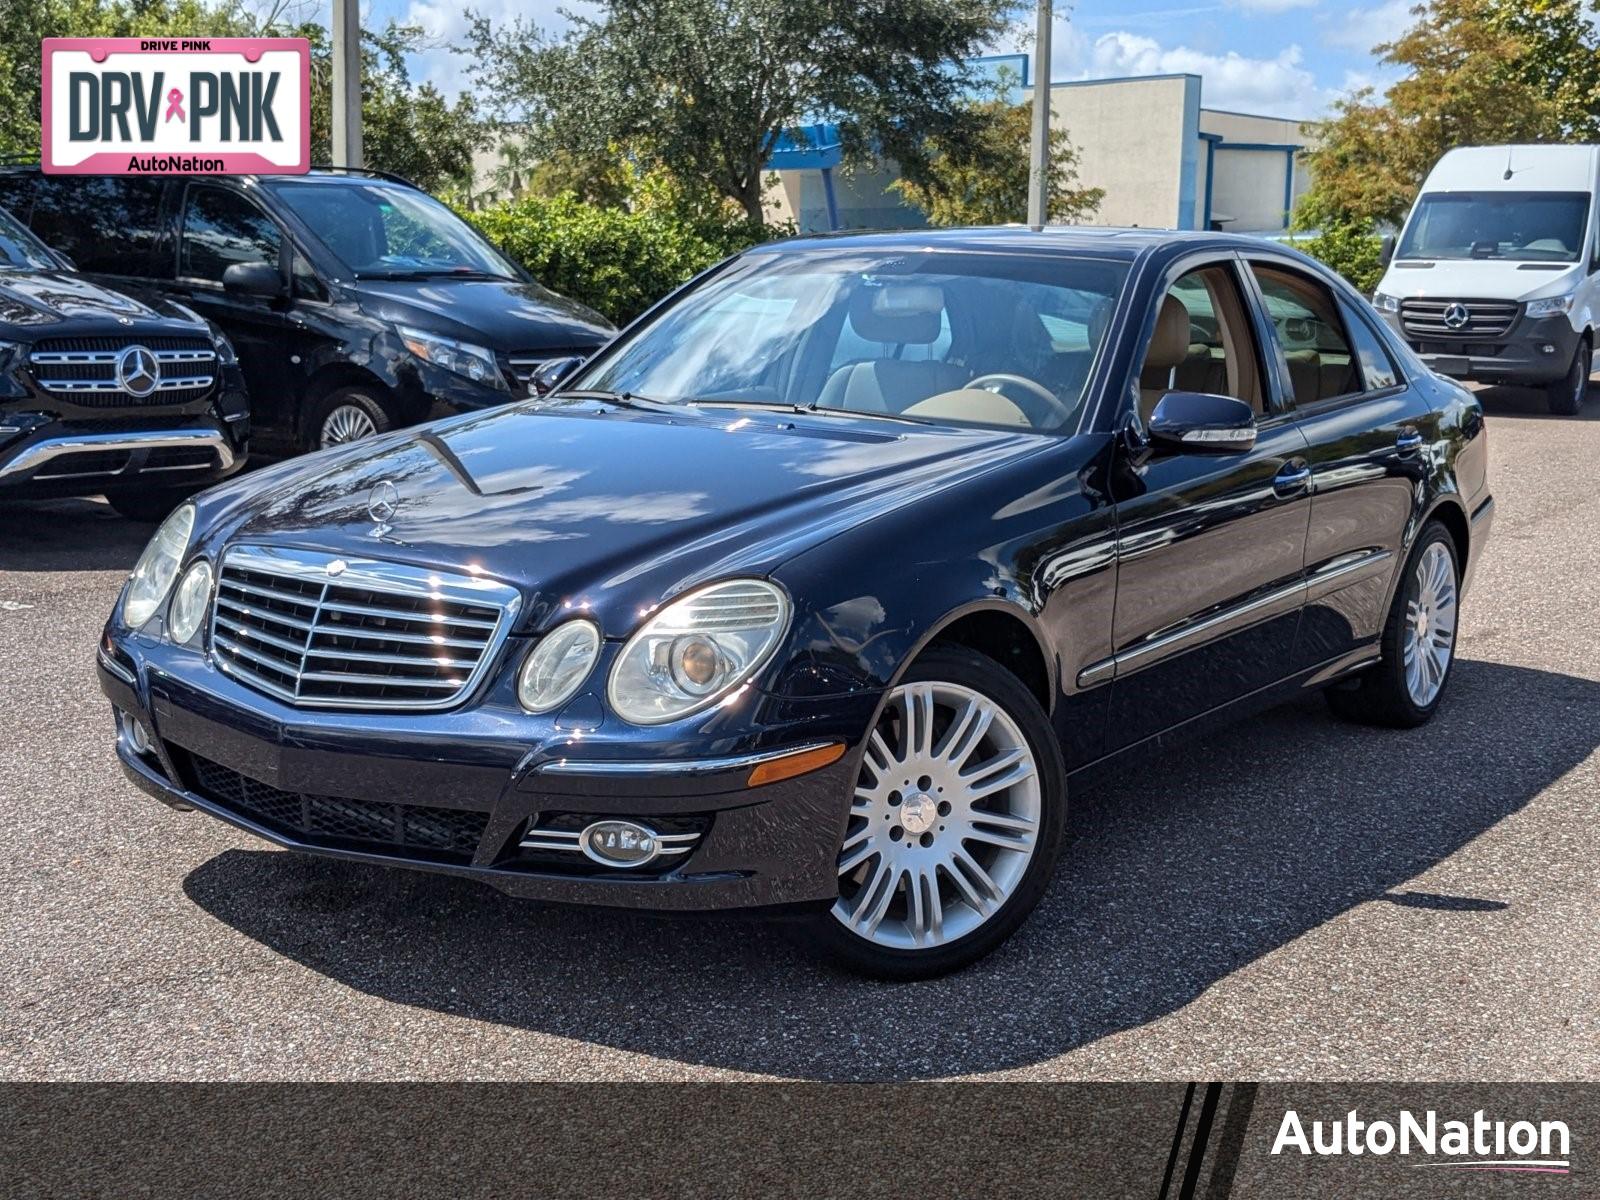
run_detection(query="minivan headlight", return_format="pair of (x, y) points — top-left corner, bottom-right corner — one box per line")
(518, 619), (601, 713)
(1526, 294), (1575, 317)
(122, 504), (195, 629)
(398, 326), (508, 390)
(607, 579), (790, 725)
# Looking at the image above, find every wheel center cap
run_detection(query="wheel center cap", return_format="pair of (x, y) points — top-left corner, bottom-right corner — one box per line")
(1416, 610), (1429, 637)
(901, 793), (937, 836)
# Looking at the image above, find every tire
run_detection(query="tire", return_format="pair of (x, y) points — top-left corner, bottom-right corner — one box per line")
(1326, 522), (1460, 729)
(105, 486), (197, 522)
(305, 386), (395, 452)
(1546, 336), (1590, 416)
(797, 644), (1068, 980)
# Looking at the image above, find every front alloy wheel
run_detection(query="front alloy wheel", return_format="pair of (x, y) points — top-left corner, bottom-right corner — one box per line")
(319, 403), (377, 447)
(804, 645), (1066, 979)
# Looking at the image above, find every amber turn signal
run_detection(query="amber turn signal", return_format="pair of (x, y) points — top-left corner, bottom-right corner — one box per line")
(746, 742), (847, 788)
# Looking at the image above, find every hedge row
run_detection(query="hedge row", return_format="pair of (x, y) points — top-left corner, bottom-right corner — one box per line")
(464, 194), (778, 326)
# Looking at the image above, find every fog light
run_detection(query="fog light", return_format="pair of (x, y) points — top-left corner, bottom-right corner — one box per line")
(118, 711), (153, 756)
(1541, 344), (1557, 355)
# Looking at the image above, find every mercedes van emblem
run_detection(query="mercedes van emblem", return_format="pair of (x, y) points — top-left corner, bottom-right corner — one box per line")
(1443, 303), (1471, 331)
(115, 345), (160, 397)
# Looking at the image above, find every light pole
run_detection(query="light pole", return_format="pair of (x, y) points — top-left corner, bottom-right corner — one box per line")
(1026, 0), (1051, 226)
(332, 0), (363, 168)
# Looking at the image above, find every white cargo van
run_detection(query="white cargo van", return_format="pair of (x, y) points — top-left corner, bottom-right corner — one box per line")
(1372, 143), (1598, 414)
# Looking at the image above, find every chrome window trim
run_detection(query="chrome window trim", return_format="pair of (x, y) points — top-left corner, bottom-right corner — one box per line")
(534, 741), (835, 777)
(208, 544), (522, 713)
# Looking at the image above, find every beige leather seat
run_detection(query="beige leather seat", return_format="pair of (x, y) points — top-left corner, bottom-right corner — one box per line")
(1138, 295), (1194, 422)
(816, 359), (973, 414)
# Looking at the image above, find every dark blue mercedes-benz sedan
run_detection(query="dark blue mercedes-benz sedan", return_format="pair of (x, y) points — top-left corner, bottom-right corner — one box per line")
(98, 227), (1493, 977)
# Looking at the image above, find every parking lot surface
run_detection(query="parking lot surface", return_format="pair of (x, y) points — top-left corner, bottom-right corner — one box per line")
(2, 386), (1596, 1082)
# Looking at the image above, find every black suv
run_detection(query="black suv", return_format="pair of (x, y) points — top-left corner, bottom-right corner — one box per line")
(0, 202), (249, 520)
(0, 168), (614, 454)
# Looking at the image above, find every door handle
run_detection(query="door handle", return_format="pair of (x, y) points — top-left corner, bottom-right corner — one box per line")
(1395, 429), (1424, 457)
(1273, 461), (1312, 496)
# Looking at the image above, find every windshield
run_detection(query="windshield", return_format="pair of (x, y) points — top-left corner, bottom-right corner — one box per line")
(0, 204), (61, 270)
(268, 181), (518, 279)
(574, 249), (1129, 433)
(1397, 191), (1590, 262)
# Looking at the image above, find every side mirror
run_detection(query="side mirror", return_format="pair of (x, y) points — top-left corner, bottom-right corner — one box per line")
(222, 261), (286, 299)
(1148, 391), (1258, 454)
(1378, 233), (1396, 268)
(531, 355), (585, 395)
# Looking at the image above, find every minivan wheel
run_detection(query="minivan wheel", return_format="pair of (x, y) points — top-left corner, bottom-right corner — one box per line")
(308, 387), (394, 451)
(1546, 336), (1590, 416)
(1326, 522), (1460, 729)
(798, 645), (1067, 980)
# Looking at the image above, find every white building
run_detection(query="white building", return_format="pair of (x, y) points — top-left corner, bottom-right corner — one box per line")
(765, 55), (1314, 235)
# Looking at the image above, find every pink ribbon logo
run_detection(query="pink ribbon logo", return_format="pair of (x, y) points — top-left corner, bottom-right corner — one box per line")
(164, 88), (185, 123)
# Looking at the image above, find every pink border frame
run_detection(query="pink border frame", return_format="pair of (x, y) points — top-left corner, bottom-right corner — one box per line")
(41, 37), (311, 175)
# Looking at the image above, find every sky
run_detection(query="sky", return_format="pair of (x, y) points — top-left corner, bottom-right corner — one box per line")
(363, 0), (1419, 122)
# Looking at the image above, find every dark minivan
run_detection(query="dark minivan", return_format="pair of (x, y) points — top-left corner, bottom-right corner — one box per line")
(0, 168), (614, 453)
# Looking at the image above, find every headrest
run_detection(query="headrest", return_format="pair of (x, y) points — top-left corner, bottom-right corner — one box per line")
(850, 283), (945, 345)
(1145, 295), (1192, 373)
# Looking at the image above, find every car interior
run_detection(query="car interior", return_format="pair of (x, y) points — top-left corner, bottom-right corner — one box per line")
(1137, 266), (1266, 422)
(1250, 265), (1361, 406)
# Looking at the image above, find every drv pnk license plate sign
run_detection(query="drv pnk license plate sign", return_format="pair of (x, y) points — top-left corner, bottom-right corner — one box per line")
(42, 38), (310, 175)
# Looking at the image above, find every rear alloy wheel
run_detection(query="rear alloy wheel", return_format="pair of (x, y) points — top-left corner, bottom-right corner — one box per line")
(802, 645), (1066, 979)
(1546, 336), (1590, 416)
(1326, 522), (1460, 728)
(307, 386), (395, 452)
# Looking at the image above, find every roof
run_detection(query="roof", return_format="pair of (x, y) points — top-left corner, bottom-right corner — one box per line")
(746, 224), (1279, 259)
(1426, 145), (1599, 193)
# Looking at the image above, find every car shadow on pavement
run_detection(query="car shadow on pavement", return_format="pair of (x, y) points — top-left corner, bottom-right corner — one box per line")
(182, 658), (1600, 1080)
(1475, 381), (1600, 420)
(0, 497), (149, 573)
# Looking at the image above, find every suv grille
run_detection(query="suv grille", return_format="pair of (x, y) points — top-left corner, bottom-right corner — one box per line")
(1399, 299), (1520, 339)
(186, 752), (490, 860)
(28, 335), (217, 406)
(209, 545), (521, 710)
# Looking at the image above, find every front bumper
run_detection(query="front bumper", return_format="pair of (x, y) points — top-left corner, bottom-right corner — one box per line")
(0, 416), (246, 497)
(1382, 310), (1580, 385)
(97, 630), (874, 913)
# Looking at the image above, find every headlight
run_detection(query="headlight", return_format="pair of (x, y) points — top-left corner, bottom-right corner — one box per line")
(168, 560), (214, 644)
(518, 619), (601, 713)
(1526, 294), (1575, 317)
(398, 325), (508, 390)
(1372, 292), (1400, 313)
(122, 504), (195, 629)
(608, 579), (790, 725)
(211, 329), (239, 366)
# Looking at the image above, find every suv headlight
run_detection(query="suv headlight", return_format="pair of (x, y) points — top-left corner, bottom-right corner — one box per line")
(122, 504), (196, 629)
(211, 328), (239, 366)
(607, 579), (791, 725)
(1372, 292), (1400, 313)
(398, 326), (508, 390)
(1526, 294), (1575, 317)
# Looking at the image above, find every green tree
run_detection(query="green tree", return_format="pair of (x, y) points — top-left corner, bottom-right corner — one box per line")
(890, 89), (1103, 226)
(463, 0), (1015, 224)
(1297, 0), (1600, 231)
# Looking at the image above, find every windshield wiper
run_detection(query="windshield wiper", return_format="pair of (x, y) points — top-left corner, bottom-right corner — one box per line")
(693, 397), (932, 426)
(555, 388), (680, 414)
(354, 267), (516, 281)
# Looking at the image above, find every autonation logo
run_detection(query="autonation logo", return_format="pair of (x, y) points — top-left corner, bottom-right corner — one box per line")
(1272, 1108), (1572, 1175)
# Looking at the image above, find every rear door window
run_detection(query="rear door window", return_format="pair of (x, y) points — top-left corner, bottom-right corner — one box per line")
(1249, 263), (1361, 406)
(21, 176), (167, 277)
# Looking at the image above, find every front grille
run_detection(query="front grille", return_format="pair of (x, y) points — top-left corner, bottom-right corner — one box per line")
(186, 752), (490, 860)
(209, 545), (521, 711)
(28, 335), (216, 406)
(1399, 298), (1519, 339)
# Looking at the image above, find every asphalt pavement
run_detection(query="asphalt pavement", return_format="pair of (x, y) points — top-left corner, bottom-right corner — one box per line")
(2, 385), (1596, 1081)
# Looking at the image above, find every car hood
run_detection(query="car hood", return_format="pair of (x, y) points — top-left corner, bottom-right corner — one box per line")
(1380, 258), (1584, 303)
(354, 277), (614, 352)
(0, 268), (207, 333)
(204, 400), (1047, 634)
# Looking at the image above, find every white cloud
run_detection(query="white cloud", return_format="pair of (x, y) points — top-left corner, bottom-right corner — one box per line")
(1230, 0), (1318, 11)
(1080, 32), (1329, 117)
(395, 0), (589, 98)
(1320, 0), (1416, 52)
